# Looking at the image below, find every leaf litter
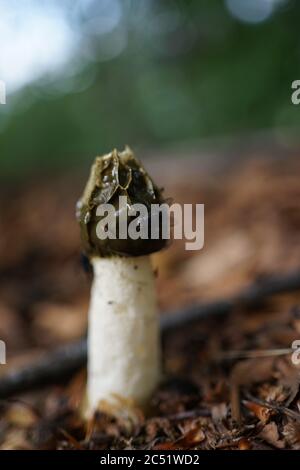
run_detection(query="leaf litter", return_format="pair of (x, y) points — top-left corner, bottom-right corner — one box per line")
(0, 158), (300, 449)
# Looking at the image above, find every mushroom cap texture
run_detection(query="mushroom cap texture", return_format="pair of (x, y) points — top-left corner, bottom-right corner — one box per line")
(77, 147), (168, 257)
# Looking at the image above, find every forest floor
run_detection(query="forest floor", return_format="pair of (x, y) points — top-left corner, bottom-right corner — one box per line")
(0, 157), (300, 449)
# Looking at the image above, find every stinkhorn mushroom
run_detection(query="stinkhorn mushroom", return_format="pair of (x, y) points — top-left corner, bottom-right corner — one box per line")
(77, 147), (167, 414)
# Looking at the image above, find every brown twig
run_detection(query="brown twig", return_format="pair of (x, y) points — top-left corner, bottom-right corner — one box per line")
(165, 408), (212, 421)
(219, 348), (293, 361)
(243, 393), (300, 422)
(0, 268), (300, 398)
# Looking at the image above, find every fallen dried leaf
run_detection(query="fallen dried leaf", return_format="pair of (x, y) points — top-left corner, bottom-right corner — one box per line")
(258, 422), (285, 449)
(244, 400), (273, 424)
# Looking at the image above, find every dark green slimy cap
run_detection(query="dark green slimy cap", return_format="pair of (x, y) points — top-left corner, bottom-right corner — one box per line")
(77, 147), (167, 257)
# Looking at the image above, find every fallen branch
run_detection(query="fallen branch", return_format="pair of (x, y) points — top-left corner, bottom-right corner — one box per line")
(0, 341), (86, 398)
(1, 269), (300, 398)
(161, 268), (300, 331)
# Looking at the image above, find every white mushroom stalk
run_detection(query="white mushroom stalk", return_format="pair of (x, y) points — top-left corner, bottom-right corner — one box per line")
(77, 148), (167, 415)
(88, 256), (160, 412)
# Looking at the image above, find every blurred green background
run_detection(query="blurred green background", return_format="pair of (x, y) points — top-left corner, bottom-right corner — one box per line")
(0, 0), (300, 178)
